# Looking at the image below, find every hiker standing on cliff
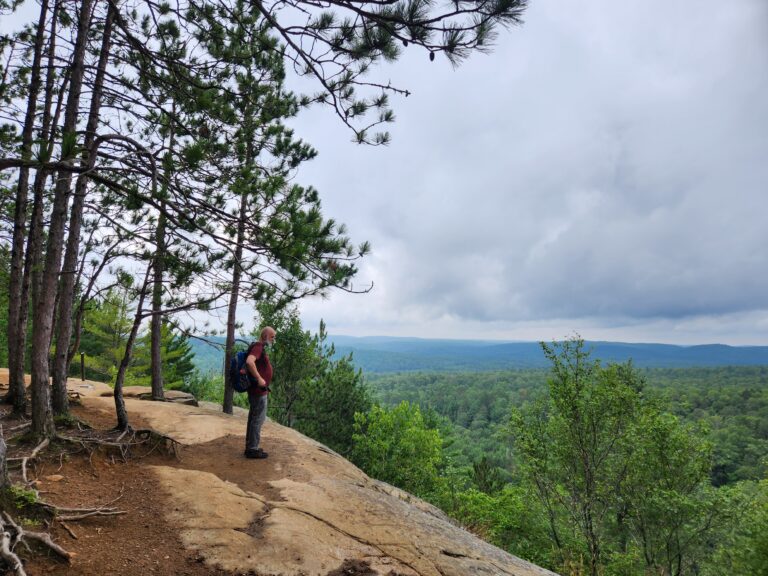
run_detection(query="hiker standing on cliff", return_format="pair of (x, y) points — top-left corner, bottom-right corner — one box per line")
(243, 326), (276, 459)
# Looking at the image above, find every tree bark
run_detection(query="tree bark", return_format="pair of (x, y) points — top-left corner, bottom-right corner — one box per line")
(5, 0), (50, 414)
(114, 268), (152, 431)
(150, 207), (166, 401)
(222, 189), (248, 414)
(150, 108), (176, 401)
(67, 236), (119, 367)
(10, 7), (65, 416)
(51, 3), (114, 415)
(30, 0), (95, 441)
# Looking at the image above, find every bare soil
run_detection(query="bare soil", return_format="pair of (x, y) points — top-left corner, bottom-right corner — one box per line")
(1, 399), (235, 576)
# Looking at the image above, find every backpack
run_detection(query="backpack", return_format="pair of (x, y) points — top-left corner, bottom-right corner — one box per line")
(229, 347), (255, 393)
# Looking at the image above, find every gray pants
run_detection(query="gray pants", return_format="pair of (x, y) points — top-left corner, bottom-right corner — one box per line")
(246, 393), (268, 451)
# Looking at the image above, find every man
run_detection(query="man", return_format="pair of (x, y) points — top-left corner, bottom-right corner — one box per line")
(242, 326), (276, 459)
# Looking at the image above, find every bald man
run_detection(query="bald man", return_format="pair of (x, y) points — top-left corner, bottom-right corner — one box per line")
(243, 326), (276, 459)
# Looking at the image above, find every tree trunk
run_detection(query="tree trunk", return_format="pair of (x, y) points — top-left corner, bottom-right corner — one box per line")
(5, 0), (50, 414)
(22, 0), (66, 324)
(150, 112), (176, 401)
(51, 3), (114, 415)
(585, 508), (600, 576)
(11, 11), (64, 416)
(223, 94), (255, 414)
(67, 236), (117, 368)
(114, 268), (152, 431)
(30, 0), (95, 441)
(222, 190), (248, 414)
(150, 209), (166, 401)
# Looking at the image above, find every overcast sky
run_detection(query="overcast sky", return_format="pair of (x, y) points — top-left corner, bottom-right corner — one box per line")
(277, 0), (768, 345)
(3, 1), (766, 345)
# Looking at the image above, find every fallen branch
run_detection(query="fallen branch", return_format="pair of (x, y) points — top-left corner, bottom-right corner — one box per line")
(59, 521), (78, 540)
(57, 509), (127, 521)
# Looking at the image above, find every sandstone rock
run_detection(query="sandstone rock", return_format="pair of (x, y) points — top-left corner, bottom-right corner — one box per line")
(71, 380), (559, 576)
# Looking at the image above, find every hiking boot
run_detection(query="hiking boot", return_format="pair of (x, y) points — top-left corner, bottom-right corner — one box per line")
(244, 448), (268, 459)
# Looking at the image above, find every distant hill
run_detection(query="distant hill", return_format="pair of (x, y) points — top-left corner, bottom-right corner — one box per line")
(328, 336), (768, 373)
(188, 334), (768, 375)
(187, 336), (228, 374)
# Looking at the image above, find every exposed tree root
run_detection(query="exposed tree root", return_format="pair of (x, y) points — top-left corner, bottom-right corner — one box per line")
(0, 523), (26, 576)
(0, 511), (74, 575)
(56, 427), (181, 460)
(133, 428), (181, 459)
(0, 418), (179, 573)
(0, 475), (123, 573)
(20, 438), (49, 486)
(5, 422), (30, 435)
(41, 485), (127, 522)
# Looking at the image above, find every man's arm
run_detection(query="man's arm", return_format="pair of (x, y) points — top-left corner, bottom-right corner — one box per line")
(245, 353), (266, 388)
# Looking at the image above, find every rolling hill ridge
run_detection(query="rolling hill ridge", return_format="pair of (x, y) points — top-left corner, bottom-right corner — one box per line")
(189, 335), (768, 374)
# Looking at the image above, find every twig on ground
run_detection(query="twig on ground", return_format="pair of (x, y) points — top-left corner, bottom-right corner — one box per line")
(59, 520), (77, 540)
(59, 521), (78, 540)
(42, 484), (125, 513)
(58, 509), (127, 521)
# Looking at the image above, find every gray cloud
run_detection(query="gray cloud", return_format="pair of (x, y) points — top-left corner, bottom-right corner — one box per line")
(293, 0), (768, 343)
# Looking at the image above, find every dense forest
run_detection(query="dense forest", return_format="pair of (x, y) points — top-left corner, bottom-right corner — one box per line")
(366, 365), (768, 486)
(357, 346), (768, 576)
(188, 333), (768, 373)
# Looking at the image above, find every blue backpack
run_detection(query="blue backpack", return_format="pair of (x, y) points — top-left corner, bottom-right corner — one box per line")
(229, 347), (255, 393)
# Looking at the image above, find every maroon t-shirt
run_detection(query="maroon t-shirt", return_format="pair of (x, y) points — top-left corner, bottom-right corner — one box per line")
(247, 342), (272, 395)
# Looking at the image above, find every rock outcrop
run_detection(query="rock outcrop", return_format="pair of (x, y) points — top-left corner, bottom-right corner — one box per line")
(24, 373), (560, 576)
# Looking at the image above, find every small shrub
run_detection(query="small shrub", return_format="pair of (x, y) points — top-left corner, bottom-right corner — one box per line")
(9, 485), (38, 508)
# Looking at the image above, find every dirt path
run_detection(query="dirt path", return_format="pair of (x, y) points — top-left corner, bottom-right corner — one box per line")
(5, 403), (230, 576)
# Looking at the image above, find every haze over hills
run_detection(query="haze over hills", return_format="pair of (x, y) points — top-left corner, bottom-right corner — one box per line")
(189, 335), (768, 374)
